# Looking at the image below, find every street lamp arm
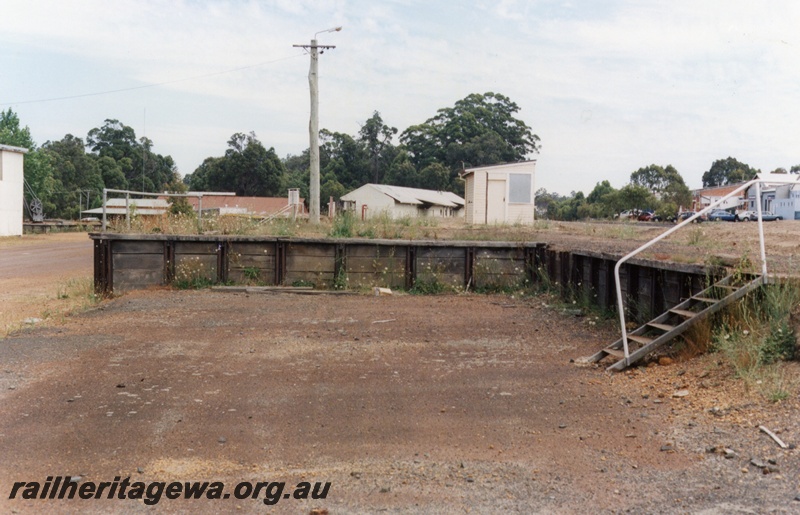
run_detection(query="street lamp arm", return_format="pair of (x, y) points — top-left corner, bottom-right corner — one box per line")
(315, 26), (342, 38)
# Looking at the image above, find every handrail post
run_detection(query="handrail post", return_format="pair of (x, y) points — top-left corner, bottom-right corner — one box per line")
(102, 188), (107, 232)
(755, 182), (768, 277)
(614, 260), (629, 362)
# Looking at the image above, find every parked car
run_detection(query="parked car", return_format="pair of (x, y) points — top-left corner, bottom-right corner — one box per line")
(614, 209), (636, 220)
(739, 210), (782, 222)
(677, 211), (705, 223)
(637, 211), (654, 221)
(707, 210), (739, 222)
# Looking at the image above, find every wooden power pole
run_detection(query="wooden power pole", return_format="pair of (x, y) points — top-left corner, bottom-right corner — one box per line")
(294, 27), (341, 224)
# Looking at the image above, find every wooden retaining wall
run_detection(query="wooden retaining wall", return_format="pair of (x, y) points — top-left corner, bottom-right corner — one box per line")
(91, 234), (716, 323)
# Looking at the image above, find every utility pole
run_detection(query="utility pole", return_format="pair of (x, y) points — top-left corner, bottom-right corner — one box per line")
(295, 26), (341, 224)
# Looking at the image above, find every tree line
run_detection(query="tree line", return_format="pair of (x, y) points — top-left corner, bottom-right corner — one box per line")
(4, 94), (799, 221)
(1, 92), (539, 220)
(537, 157), (800, 221)
(1, 110), (181, 220)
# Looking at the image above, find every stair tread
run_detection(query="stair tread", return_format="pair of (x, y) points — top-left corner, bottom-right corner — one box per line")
(604, 348), (625, 358)
(628, 335), (654, 344)
(670, 308), (697, 318)
(692, 296), (719, 303)
(647, 323), (676, 332)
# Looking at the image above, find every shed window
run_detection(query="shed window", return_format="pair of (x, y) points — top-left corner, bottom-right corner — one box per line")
(508, 173), (531, 203)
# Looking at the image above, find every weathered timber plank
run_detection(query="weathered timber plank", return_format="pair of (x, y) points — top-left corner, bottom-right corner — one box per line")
(229, 254), (276, 268)
(174, 242), (219, 254)
(113, 269), (164, 292)
(346, 245), (406, 259)
(285, 256), (336, 272)
(113, 241), (164, 254)
(112, 253), (164, 270)
(417, 247), (466, 259)
(229, 243), (277, 256)
(285, 243), (336, 258)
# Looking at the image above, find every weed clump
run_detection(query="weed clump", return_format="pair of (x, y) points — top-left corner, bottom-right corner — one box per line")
(329, 211), (355, 238)
(712, 282), (800, 400)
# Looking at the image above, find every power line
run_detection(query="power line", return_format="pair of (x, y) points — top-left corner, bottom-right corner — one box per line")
(1, 53), (303, 106)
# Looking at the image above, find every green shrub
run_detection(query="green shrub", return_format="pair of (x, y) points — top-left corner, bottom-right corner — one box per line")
(410, 277), (445, 295)
(329, 211), (355, 238)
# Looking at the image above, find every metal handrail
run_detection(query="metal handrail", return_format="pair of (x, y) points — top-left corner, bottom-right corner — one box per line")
(612, 177), (796, 367)
(259, 202), (297, 224)
(101, 189), (205, 232)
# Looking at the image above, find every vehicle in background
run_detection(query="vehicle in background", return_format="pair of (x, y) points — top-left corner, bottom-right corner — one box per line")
(707, 210), (739, 222)
(677, 211), (705, 223)
(614, 209), (664, 222)
(738, 210), (783, 222)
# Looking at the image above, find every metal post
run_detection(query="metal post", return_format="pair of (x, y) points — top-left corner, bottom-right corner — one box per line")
(755, 181), (768, 277)
(102, 189), (107, 232)
(198, 195), (203, 232)
(125, 193), (130, 231)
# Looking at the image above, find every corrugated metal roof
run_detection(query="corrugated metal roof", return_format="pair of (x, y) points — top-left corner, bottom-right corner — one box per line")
(104, 198), (170, 208)
(82, 207), (167, 215)
(754, 172), (800, 185)
(81, 198), (169, 215)
(460, 160), (536, 177)
(343, 184), (464, 208)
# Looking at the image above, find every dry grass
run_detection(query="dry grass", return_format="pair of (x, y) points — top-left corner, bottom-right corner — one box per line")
(2, 276), (99, 338)
(677, 317), (714, 360)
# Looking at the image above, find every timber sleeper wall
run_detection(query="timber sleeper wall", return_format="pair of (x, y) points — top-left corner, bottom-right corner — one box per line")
(92, 234), (716, 323)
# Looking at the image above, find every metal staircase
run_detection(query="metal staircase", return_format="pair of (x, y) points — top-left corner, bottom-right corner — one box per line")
(583, 273), (764, 371)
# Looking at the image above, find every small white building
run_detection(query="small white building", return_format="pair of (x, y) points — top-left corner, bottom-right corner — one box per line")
(0, 144), (28, 236)
(341, 184), (464, 220)
(460, 161), (536, 224)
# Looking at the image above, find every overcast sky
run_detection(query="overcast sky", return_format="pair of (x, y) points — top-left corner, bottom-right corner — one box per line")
(2, 0), (799, 195)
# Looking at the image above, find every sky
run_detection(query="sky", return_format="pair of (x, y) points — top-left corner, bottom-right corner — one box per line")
(2, 0), (799, 196)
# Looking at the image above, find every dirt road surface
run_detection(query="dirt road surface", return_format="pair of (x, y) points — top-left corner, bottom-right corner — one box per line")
(0, 233), (93, 334)
(0, 290), (798, 513)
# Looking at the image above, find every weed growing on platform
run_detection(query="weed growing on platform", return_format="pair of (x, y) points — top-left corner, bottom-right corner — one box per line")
(174, 257), (215, 289)
(329, 211), (355, 238)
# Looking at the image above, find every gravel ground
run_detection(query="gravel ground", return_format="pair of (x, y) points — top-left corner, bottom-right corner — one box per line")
(0, 290), (797, 514)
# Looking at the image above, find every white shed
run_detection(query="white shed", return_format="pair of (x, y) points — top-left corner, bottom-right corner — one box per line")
(460, 161), (536, 224)
(340, 184), (464, 220)
(0, 144), (28, 236)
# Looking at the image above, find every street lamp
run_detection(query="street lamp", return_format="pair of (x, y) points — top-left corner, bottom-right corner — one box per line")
(294, 26), (342, 224)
